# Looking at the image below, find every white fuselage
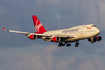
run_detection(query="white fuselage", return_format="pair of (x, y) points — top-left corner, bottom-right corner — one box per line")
(43, 24), (100, 42)
(3, 15), (101, 47)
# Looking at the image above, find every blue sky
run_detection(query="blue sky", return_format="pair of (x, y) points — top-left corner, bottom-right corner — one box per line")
(0, 0), (105, 70)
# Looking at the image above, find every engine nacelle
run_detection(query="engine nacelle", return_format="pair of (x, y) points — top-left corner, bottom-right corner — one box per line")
(52, 36), (61, 42)
(88, 37), (96, 43)
(96, 36), (102, 41)
(28, 34), (37, 40)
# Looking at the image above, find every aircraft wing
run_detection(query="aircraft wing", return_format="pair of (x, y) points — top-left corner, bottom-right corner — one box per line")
(2, 27), (51, 37)
(53, 34), (78, 38)
(2, 27), (30, 34)
(2, 27), (77, 38)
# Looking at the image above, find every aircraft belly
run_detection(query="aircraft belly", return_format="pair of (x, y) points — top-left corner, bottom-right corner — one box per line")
(64, 37), (80, 42)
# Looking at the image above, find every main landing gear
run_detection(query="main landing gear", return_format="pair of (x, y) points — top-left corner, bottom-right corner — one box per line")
(66, 44), (71, 47)
(75, 42), (79, 47)
(65, 42), (71, 47)
(58, 41), (79, 47)
(58, 42), (71, 47)
(58, 42), (65, 47)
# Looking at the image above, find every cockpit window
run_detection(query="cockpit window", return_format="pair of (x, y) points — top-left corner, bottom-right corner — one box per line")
(91, 25), (96, 27)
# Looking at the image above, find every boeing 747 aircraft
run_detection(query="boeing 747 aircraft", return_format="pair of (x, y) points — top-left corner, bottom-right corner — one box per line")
(2, 15), (102, 47)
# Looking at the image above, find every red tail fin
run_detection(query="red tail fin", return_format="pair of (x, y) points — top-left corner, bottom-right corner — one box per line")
(32, 15), (47, 33)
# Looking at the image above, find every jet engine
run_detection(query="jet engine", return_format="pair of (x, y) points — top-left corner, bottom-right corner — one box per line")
(96, 36), (102, 41)
(88, 37), (96, 43)
(51, 36), (61, 42)
(28, 34), (37, 40)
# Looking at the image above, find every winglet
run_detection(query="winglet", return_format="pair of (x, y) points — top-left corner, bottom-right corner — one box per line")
(2, 27), (6, 31)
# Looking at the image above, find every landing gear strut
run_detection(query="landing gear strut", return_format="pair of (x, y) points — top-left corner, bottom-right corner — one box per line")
(75, 42), (79, 47)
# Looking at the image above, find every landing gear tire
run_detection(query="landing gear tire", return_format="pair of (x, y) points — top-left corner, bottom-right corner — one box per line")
(58, 44), (65, 47)
(66, 44), (71, 47)
(75, 43), (79, 47)
(75, 45), (78, 47)
(58, 44), (61, 47)
(58, 42), (65, 47)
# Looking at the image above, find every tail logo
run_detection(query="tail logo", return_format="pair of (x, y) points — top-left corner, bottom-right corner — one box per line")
(35, 20), (42, 32)
(87, 27), (92, 30)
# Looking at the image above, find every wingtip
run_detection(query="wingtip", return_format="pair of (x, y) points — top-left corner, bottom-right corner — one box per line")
(2, 27), (6, 30)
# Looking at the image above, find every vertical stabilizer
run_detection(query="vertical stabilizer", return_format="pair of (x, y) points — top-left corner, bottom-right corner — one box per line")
(32, 15), (47, 33)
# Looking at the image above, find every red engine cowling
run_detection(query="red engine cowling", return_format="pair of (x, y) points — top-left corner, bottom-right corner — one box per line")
(28, 34), (37, 40)
(96, 36), (102, 41)
(52, 36), (61, 42)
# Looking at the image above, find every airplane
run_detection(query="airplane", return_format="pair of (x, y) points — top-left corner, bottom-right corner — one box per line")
(2, 15), (102, 47)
